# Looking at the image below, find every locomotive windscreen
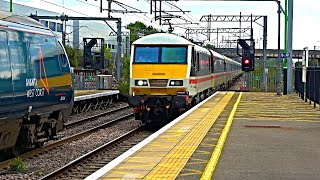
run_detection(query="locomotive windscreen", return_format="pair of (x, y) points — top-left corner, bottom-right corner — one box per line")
(134, 46), (187, 64)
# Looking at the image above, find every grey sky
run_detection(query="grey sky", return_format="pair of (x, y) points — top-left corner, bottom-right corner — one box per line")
(3, 0), (320, 50)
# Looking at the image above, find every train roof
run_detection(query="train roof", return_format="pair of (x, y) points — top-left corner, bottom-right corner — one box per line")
(224, 56), (241, 65)
(0, 10), (48, 30)
(208, 49), (240, 64)
(133, 33), (193, 45)
(208, 49), (225, 59)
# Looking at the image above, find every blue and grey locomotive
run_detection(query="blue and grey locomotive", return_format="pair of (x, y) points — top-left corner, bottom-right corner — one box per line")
(0, 11), (73, 155)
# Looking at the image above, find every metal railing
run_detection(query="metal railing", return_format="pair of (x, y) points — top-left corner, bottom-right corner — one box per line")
(295, 67), (320, 108)
(246, 70), (278, 92)
(72, 69), (113, 90)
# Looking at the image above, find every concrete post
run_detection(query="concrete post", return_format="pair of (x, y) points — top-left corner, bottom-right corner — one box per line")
(276, 1), (282, 95)
(263, 16), (268, 92)
(116, 20), (122, 81)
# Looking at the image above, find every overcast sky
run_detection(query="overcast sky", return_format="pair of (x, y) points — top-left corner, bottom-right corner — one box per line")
(4, 0), (320, 50)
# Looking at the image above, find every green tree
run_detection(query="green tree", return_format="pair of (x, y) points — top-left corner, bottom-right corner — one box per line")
(64, 45), (81, 67)
(104, 45), (114, 71)
(203, 44), (215, 50)
(118, 57), (130, 96)
(127, 21), (162, 42)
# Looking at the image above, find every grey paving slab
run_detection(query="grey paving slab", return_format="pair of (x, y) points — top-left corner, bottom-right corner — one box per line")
(213, 119), (320, 180)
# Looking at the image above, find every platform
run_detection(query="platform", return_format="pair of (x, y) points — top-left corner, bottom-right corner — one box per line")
(85, 92), (320, 180)
(74, 90), (119, 101)
(212, 93), (320, 179)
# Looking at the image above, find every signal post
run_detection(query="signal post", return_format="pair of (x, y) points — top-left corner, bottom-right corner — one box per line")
(237, 38), (255, 91)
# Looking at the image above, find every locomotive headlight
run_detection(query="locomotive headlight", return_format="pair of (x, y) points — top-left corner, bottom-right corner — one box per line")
(169, 80), (183, 86)
(135, 80), (148, 86)
(138, 80), (144, 86)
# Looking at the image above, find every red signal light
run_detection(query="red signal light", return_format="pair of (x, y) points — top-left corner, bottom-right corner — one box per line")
(244, 59), (250, 64)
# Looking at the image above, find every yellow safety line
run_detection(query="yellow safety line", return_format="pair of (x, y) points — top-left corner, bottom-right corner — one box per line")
(200, 92), (242, 180)
(143, 92), (234, 180)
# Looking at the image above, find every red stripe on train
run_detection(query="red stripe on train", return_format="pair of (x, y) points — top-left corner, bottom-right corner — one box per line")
(189, 72), (235, 84)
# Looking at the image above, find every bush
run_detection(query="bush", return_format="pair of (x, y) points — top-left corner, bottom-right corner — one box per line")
(9, 157), (27, 172)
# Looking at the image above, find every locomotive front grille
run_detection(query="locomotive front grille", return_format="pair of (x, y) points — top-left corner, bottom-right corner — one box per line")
(149, 79), (168, 87)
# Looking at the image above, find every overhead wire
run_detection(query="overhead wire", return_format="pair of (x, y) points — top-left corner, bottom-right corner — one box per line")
(39, 0), (89, 16)
(74, 0), (100, 8)
(38, 0), (202, 38)
(144, 0), (182, 26)
(160, 0), (207, 40)
(161, 1), (204, 38)
(76, 0), (151, 28)
(141, 0), (181, 31)
(163, 1), (199, 25)
(157, 1), (205, 31)
(165, 1), (216, 41)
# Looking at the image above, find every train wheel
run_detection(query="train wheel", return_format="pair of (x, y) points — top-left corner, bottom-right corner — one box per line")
(195, 94), (200, 104)
(134, 113), (141, 120)
(9, 145), (25, 157)
(35, 142), (45, 148)
(206, 89), (210, 98)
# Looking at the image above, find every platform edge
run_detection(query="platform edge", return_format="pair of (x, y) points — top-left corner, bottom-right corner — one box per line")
(84, 91), (220, 180)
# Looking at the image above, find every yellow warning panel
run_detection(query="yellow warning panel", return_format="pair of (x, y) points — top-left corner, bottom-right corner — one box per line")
(144, 92), (234, 180)
(235, 92), (320, 122)
(100, 92), (233, 179)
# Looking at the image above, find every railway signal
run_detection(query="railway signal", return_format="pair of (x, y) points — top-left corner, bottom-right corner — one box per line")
(237, 39), (255, 72)
(242, 53), (254, 72)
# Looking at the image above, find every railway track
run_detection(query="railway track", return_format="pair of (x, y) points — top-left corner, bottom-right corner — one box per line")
(41, 127), (153, 179)
(0, 112), (134, 171)
(64, 105), (130, 128)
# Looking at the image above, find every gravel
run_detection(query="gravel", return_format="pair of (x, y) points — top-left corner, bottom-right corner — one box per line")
(0, 118), (142, 179)
(67, 102), (128, 124)
(57, 107), (133, 139)
(0, 173), (37, 180)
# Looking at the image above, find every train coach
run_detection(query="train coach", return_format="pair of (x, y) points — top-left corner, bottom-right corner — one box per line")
(0, 11), (73, 155)
(128, 33), (242, 124)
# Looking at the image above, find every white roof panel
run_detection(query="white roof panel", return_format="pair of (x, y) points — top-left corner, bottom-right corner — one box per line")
(133, 33), (193, 45)
(209, 49), (225, 59)
(0, 10), (46, 29)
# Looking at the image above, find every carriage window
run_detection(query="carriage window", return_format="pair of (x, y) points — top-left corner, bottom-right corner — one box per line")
(8, 31), (27, 81)
(57, 42), (68, 67)
(197, 52), (200, 71)
(57, 23), (63, 32)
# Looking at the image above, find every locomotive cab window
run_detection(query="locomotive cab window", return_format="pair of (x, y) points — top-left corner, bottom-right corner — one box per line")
(134, 46), (187, 64)
(134, 46), (159, 63)
(30, 35), (63, 78)
(161, 47), (187, 63)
